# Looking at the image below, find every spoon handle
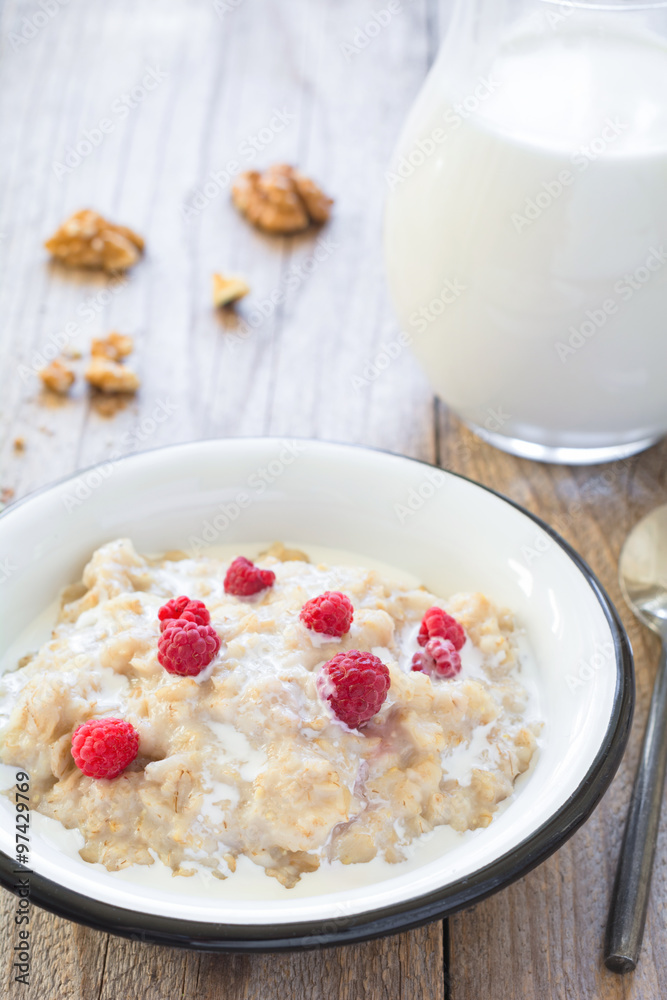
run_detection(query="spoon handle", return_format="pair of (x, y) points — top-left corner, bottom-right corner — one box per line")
(605, 641), (667, 973)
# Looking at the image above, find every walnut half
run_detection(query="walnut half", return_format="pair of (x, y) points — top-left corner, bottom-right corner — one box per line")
(45, 209), (144, 272)
(231, 165), (332, 235)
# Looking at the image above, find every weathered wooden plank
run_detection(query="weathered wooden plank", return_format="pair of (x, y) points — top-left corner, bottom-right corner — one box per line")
(184, 924), (444, 1000)
(0, 887), (110, 1000)
(0, 1), (447, 999)
(437, 409), (667, 1000)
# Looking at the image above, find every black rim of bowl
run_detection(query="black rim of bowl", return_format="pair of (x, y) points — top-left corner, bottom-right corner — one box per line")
(0, 438), (635, 952)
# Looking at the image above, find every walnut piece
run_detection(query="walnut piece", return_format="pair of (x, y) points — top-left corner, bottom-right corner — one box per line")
(231, 164), (332, 234)
(62, 345), (82, 359)
(291, 170), (333, 225)
(91, 331), (134, 361)
(39, 359), (76, 395)
(13, 437), (25, 452)
(259, 542), (310, 563)
(212, 272), (250, 308)
(85, 357), (139, 394)
(45, 209), (144, 272)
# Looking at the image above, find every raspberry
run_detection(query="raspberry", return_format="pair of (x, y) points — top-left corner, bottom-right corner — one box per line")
(411, 637), (461, 679)
(224, 556), (275, 597)
(417, 606), (466, 650)
(71, 718), (139, 779)
(300, 591), (354, 637)
(158, 596), (210, 632)
(317, 650), (390, 730)
(158, 619), (221, 676)
(411, 652), (426, 672)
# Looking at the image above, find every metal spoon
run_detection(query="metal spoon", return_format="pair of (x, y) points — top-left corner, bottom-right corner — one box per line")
(605, 503), (667, 973)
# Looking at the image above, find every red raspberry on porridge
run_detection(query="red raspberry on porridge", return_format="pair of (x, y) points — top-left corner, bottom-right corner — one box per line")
(412, 637), (462, 679)
(158, 619), (221, 676)
(158, 596), (211, 631)
(300, 591), (354, 637)
(71, 718), (139, 779)
(317, 649), (390, 729)
(224, 556), (275, 596)
(418, 606), (466, 650)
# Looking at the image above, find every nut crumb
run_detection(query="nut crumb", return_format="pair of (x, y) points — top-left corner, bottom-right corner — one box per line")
(13, 437), (25, 452)
(232, 164), (332, 234)
(212, 273), (250, 308)
(92, 331), (134, 361)
(62, 346), (83, 360)
(39, 359), (76, 395)
(1, 486), (15, 504)
(85, 357), (139, 395)
(45, 209), (144, 272)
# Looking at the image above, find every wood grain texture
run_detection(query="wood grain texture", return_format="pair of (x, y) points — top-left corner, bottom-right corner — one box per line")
(438, 409), (667, 1000)
(0, 0), (665, 998)
(0, 1), (445, 999)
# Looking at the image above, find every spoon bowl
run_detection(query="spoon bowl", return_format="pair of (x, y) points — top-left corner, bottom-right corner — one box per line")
(620, 504), (667, 635)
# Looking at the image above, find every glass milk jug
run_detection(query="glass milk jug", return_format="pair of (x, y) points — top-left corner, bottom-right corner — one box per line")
(384, 0), (667, 464)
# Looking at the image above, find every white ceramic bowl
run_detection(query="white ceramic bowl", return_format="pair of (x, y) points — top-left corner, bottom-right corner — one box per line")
(0, 438), (633, 951)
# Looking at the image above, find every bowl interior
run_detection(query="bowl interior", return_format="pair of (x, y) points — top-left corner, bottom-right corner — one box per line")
(0, 438), (623, 927)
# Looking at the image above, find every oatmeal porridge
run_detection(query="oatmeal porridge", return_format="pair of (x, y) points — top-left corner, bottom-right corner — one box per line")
(0, 540), (541, 888)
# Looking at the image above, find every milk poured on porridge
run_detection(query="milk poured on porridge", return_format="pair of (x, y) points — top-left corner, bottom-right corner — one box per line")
(0, 540), (541, 888)
(385, 18), (667, 454)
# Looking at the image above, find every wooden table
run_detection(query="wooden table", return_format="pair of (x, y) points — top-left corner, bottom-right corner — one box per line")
(0, 0), (666, 996)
